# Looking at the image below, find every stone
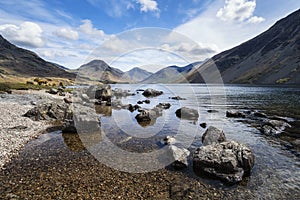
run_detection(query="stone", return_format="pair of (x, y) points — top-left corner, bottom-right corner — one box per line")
(47, 88), (58, 95)
(169, 96), (186, 100)
(199, 123), (207, 128)
(156, 103), (171, 109)
(168, 145), (190, 170)
(226, 111), (246, 118)
(137, 100), (143, 104)
(202, 126), (226, 146)
(193, 141), (255, 184)
(175, 107), (199, 120)
(23, 102), (68, 121)
(163, 136), (176, 145)
(64, 97), (72, 104)
(144, 99), (150, 104)
(142, 88), (163, 97)
(260, 119), (291, 136)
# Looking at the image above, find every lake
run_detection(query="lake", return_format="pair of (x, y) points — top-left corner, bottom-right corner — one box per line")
(1, 84), (299, 199)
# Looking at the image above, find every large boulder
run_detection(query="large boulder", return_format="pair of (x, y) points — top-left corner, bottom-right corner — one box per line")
(175, 107), (199, 120)
(142, 88), (163, 97)
(23, 102), (69, 121)
(87, 85), (112, 101)
(193, 141), (255, 184)
(202, 126), (226, 146)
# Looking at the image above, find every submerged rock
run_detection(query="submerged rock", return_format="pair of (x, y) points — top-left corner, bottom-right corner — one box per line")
(156, 103), (171, 109)
(202, 126), (226, 146)
(175, 107), (199, 120)
(259, 119), (291, 136)
(193, 140), (255, 184)
(142, 88), (163, 97)
(169, 96), (186, 100)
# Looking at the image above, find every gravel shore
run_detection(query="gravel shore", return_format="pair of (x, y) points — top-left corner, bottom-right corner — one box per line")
(0, 90), (65, 169)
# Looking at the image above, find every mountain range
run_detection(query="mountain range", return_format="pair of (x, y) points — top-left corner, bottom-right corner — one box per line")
(185, 8), (300, 85)
(0, 9), (299, 85)
(142, 62), (202, 83)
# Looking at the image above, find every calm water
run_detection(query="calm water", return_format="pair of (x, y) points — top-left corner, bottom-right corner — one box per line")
(100, 84), (300, 196)
(2, 84), (300, 199)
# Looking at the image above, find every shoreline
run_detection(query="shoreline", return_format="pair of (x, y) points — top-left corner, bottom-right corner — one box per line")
(0, 89), (66, 169)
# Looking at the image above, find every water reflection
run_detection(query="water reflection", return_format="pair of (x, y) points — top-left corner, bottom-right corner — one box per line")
(95, 105), (112, 116)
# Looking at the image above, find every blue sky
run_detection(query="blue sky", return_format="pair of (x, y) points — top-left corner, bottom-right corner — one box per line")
(0, 0), (299, 72)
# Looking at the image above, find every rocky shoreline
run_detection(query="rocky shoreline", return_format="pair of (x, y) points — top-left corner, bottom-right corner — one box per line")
(0, 90), (67, 169)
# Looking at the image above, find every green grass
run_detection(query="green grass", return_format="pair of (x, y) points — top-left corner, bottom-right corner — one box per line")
(0, 82), (52, 91)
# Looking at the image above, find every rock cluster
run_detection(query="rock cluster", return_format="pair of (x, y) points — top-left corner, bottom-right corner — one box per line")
(193, 126), (255, 184)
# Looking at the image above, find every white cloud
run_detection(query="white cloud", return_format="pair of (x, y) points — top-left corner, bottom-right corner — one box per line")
(137, 0), (159, 12)
(216, 0), (264, 23)
(54, 28), (79, 40)
(78, 19), (105, 37)
(247, 16), (265, 24)
(0, 21), (44, 47)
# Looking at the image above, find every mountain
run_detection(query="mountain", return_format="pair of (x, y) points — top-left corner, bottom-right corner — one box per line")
(77, 60), (126, 83)
(142, 62), (202, 83)
(185, 9), (300, 85)
(123, 67), (153, 83)
(0, 35), (75, 79)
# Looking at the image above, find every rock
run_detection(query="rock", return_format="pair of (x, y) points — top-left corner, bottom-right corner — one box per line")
(207, 110), (218, 113)
(226, 111), (246, 118)
(193, 141), (255, 184)
(168, 145), (190, 170)
(6, 90), (12, 94)
(199, 123), (207, 128)
(144, 99), (150, 104)
(64, 97), (72, 104)
(135, 108), (162, 122)
(175, 107), (199, 120)
(23, 102), (69, 121)
(87, 85), (112, 101)
(47, 88), (58, 95)
(163, 136), (176, 145)
(30, 101), (37, 106)
(137, 100), (143, 104)
(113, 88), (135, 97)
(156, 103), (171, 109)
(142, 88), (163, 97)
(253, 111), (267, 118)
(202, 126), (226, 146)
(292, 139), (300, 149)
(169, 96), (186, 100)
(260, 119), (291, 136)
(80, 93), (90, 102)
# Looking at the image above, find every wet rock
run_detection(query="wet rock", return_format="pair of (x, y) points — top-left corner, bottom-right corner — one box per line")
(260, 119), (291, 136)
(207, 110), (218, 113)
(175, 107), (199, 120)
(169, 96), (186, 100)
(142, 88), (163, 97)
(113, 88), (135, 97)
(292, 139), (300, 149)
(135, 108), (162, 123)
(144, 99), (150, 104)
(193, 141), (255, 184)
(168, 145), (190, 170)
(156, 103), (171, 109)
(137, 100), (143, 104)
(202, 126), (226, 146)
(226, 111), (246, 118)
(253, 111), (267, 118)
(200, 123), (207, 128)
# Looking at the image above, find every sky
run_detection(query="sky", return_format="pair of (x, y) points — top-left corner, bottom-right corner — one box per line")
(0, 0), (299, 72)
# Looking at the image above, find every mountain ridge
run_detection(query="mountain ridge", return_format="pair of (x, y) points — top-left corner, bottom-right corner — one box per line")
(185, 9), (300, 85)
